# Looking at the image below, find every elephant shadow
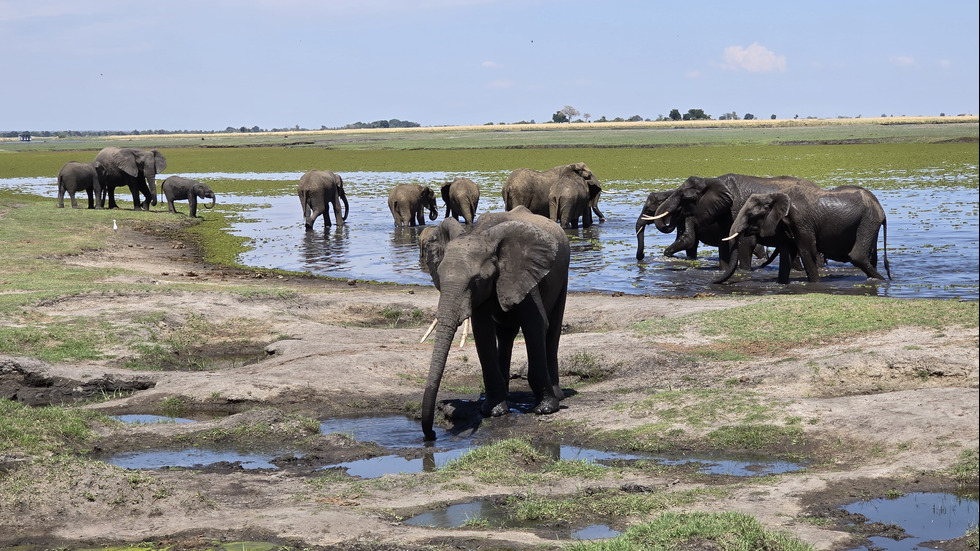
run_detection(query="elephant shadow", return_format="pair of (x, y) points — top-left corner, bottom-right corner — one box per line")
(435, 388), (579, 435)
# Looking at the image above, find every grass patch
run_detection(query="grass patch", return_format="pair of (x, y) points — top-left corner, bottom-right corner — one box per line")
(944, 447), (979, 486)
(570, 510), (815, 551)
(706, 424), (806, 450)
(634, 295), (979, 356)
(0, 400), (104, 455)
(614, 389), (780, 428)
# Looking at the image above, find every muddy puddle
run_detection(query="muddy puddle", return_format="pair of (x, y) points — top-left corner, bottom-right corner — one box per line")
(104, 414), (805, 479)
(403, 498), (622, 541)
(3, 168), (977, 300)
(842, 491), (979, 551)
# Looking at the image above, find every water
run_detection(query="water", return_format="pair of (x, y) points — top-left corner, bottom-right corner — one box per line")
(106, 448), (286, 470)
(402, 499), (622, 540)
(3, 169), (976, 299)
(844, 491), (979, 551)
(112, 414), (196, 424)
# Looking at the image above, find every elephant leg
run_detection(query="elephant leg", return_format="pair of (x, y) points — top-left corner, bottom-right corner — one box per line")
(86, 189), (95, 209)
(332, 197), (344, 226)
(777, 248), (795, 284)
(128, 185), (143, 211)
(189, 197), (197, 218)
(519, 294), (561, 415)
(70, 192), (79, 209)
(415, 208), (424, 226)
(850, 225), (887, 280)
(545, 288), (566, 402)
(471, 312), (509, 417)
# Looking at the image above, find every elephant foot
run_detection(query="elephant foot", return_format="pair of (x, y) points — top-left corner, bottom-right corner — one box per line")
(533, 395), (561, 415)
(481, 399), (510, 418)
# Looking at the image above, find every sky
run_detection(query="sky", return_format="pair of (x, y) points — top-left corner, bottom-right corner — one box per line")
(2, 0), (978, 132)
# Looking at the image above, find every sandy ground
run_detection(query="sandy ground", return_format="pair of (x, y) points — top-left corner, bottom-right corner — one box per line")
(0, 224), (977, 550)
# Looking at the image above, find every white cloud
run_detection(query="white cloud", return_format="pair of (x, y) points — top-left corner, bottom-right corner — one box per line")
(889, 56), (916, 67)
(721, 43), (786, 73)
(482, 61), (502, 69)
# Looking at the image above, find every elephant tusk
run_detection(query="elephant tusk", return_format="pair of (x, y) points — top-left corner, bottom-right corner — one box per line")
(459, 318), (469, 348)
(722, 232), (739, 242)
(420, 318), (438, 343)
(649, 212), (669, 220)
(639, 214), (657, 221)
(635, 226), (645, 236)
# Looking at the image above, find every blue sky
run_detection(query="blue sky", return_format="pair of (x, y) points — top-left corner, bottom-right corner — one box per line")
(2, 0), (977, 131)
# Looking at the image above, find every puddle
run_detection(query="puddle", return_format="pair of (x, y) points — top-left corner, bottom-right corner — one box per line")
(3, 169), (976, 300)
(106, 448), (289, 470)
(402, 498), (622, 540)
(843, 491), (979, 551)
(103, 414), (805, 476)
(112, 414), (196, 424)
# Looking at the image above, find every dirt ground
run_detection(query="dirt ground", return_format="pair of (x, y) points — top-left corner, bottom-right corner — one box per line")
(1, 224), (977, 551)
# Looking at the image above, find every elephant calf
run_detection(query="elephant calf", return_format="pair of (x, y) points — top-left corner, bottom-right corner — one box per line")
(441, 177), (480, 225)
(161, 176), (216, 218)
(388, 184), (438, 227)
(57, 160), (104, 209)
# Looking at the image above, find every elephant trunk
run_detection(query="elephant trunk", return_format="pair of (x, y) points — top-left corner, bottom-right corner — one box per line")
(340, 189), (349, 221)
(635, 214), (647, 261)
(421, 316), (461, 441)
(653, 196), (677, 233)
(713, 236), (741, 284)
(206, 194), (216, 209)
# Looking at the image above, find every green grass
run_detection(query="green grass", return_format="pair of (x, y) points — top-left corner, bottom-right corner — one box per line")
(634, 295), (979, 356)
(0, 400), (105, 454)
(570, 510), (815, 551)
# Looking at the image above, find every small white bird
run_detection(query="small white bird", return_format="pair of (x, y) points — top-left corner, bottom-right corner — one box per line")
(113, 220), (117, 232)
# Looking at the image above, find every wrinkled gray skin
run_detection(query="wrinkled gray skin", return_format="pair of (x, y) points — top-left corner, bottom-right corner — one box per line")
(502, 162), (605, 225)
(419, 207), (570, 442)
(388, 184), (438, 227)
(161, 176), (216, 218)
(549, 176), (592, 228)
(57, 160), (105, 209)
(653, 174), (818, 271)
(717, 185), (890, 284)
(441, 177), (481, 225)
(94, 147), (166, 210)
(298, 170), (349, 229)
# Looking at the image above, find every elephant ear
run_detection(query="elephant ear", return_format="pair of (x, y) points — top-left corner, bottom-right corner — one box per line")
(696, 178), (734, 220)
(152, 150), (167, 173)
(117, 152), (140, 178)
(485, 221), (560, 312)
(441, 183), (452, 204)
(760, 193), (791, 238)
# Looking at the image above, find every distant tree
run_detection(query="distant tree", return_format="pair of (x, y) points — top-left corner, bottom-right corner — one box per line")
(668, 109), (682, 121)
(744, 113), (755, 120)
(771, 114), (777, 120)
(559, 105), (580, 122)
(552, 111), (569, 123)
(583, 112), (591, 122)
(596, 116), (608, 122)
(718, 111), (739, 120)
(682, 109), (710, 120)
(627, 115), (643, 122)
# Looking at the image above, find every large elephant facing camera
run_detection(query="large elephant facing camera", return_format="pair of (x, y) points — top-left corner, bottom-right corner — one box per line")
(94, 147), (166, 210)
(388, 184), (438, 227)
(57, 160), (105, 209)
(441, 177), (480, 225)
(502, 162), (605, 225)
(298, 170), (348, 229)
(651, 174), (818, 271)
(716, 185), (890, 284)
(419, 207), (570, 442)
(161, 176), (216, 218)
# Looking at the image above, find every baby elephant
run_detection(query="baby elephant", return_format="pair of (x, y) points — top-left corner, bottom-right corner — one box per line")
(57, 160), (105, 209)
(161, 176), (216, 217)
(388, 184), (438, 227)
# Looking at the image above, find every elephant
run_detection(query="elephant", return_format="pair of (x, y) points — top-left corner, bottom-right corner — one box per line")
(419, 206), (570, 441)
(388, 184), (438, 227)
(57, 160), (105, 209)
(441, 177), (480, 225)
(651, 174), (819, 271)
(94, 147), (166, 210)
(161, 176), (216, 218)
(635, 189), (769, 262)
(716, 185), (891, 284)
(501, 162), (605, 225)
(298, 170), (349, 229)
(549, 176), (592, 228)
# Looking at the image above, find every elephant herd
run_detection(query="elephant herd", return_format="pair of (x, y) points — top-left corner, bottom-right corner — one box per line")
(56, 147), (216, 217)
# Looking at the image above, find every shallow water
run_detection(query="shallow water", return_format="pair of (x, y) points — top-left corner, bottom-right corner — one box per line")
(4, 169), (977, 299)
(402, 498), (622, 540)
(106, 448), (286, 470)
(112, 414), (196, 424)
(843, 491), (979, 551)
